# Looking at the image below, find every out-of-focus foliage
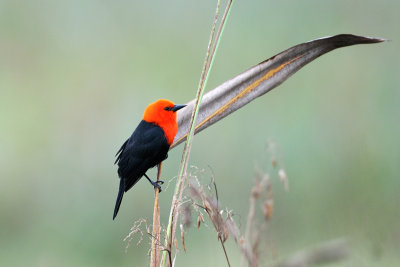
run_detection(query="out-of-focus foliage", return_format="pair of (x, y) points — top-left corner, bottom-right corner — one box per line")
(1, 1), (399, 266)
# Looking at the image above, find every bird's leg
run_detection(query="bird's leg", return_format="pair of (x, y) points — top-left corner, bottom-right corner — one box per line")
(144, 173), (164, 192)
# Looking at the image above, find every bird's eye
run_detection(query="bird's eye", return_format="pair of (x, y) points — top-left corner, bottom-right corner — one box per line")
(164, 107), (171, 111)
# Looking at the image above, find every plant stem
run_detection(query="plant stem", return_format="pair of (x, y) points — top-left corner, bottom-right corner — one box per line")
(150, 163), (163, 267)
(220, 237), (231, 267)
(241, 183), (257, 267)
(160, 1), (233, 266)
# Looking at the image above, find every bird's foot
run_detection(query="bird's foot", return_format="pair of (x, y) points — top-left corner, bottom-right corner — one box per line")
(152, 180), (164, 192)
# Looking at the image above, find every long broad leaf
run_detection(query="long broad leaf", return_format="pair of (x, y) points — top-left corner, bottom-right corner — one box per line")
(171, 34), (383, 148)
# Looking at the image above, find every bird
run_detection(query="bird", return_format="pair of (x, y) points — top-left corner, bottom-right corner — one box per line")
(113, 99), (186, 220)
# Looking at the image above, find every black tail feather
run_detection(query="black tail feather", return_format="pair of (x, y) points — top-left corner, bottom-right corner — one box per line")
(113, 180), (125, 220)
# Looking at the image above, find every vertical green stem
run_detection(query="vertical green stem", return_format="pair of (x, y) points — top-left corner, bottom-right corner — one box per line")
(160, 1), (233, 266)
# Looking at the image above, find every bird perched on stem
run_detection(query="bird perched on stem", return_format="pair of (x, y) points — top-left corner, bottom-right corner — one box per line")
(113, 99), (186, 220)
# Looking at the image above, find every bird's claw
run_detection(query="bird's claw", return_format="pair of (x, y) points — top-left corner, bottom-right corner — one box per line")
(152, 180), (164, 192)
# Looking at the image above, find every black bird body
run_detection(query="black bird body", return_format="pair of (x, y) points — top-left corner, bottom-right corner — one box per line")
(113, 120), (170, 219)
(113, 99), (186, 220)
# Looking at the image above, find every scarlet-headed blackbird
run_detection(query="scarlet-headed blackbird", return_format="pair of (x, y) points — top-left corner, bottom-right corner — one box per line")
(113, 99), (186, 219)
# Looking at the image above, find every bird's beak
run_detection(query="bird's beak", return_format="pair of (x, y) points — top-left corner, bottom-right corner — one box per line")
(172, 104), (186, 112)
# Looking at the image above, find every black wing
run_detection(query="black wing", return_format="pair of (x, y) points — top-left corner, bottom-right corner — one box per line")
(116, 120), (170, 192)
(115, 139), (128, 164)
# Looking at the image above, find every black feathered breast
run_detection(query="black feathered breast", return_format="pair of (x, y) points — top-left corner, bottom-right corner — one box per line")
(115, 120), (170, 191)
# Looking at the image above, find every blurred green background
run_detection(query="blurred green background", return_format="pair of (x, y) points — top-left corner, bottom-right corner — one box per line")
(1, 0), (399, 266)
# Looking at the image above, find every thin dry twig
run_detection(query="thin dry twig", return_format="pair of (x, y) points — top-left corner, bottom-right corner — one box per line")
(150, 163), (163, 267)
(187, 177), (242, 267)
(124, 218), (148, 252)
(219, 238), (231, 267)
(240, 170), (271, 267)
(240, 142), (289, 267)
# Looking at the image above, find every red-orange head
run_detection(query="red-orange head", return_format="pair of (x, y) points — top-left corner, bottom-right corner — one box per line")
(142, 99), (186, 145)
